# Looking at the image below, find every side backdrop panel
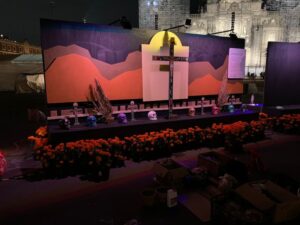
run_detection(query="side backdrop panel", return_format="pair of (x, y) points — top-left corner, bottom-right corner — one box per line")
(264, 42), (300, 106)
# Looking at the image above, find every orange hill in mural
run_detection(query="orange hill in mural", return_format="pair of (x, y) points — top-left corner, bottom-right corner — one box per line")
(188, 56), (243, 96)
(189, 57), (228, 83)
(46, 53), (142, 104)
(44, 45), (141, 80)
(189, 74), (243, 96)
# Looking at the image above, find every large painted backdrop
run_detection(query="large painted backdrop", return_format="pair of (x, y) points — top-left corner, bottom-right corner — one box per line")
(41, 19), (244, 104)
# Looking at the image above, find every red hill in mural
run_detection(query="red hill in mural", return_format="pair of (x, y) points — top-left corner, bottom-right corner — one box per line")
(46, 53), (142, 104)
(44, 45), (142, 80)
(189, 74), (243, 96)
(188, 57), (228, 84)
(188, 56), (243, 96)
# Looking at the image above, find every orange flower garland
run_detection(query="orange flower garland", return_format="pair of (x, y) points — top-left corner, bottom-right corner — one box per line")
(28, 114), (300, 173)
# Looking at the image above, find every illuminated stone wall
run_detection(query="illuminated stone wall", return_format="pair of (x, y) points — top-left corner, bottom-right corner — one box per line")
(0, 37), (41, 55)
(139, 0), (300, 74)
(188, 0), (300, 70)
(139, 0), (190, 30)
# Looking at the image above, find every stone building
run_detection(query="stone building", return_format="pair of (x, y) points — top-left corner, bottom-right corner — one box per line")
(139, 0), (300, 75)
(139, 0), (190, 30)
(0, 35), (41, 55)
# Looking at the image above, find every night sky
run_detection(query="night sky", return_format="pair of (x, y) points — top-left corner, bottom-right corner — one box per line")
(0, 0), (139, 45)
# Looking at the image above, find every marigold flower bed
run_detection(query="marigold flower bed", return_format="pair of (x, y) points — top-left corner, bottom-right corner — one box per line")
(28, 113), (299, 176)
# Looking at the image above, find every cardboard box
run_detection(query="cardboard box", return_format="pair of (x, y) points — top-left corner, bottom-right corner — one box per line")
(153, 159), (189, 186)
(197, 151), (232, 176)
(235, 180), (300, 223)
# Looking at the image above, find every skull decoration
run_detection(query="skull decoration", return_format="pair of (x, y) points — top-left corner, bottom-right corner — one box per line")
(241, 104), (247, 112)
(148, 111), (157, 120)
(59, 116), (71, 129)
(212, 104), (220, 115)
(117, 113), (128, 124)
(228, 104), (235, 113)
(188, 107), (196, 117)
(86, 115), (97, 127)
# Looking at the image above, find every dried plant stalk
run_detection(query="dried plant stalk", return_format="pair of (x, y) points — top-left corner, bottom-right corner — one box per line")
(88, 79), (114, 122)
(217, 71), (229, 109)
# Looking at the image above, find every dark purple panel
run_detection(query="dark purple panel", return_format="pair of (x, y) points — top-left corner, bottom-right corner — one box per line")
(264, 42), (300, 106)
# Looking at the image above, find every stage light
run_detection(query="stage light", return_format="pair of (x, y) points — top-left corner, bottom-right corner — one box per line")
(108, 16), (132, 30)
(120, 16), (132, 29)
(229, 33), (238, 39)
(185, 19), (192, 27)
(208, 11), (237, 38)
(164, 19), (192, 31)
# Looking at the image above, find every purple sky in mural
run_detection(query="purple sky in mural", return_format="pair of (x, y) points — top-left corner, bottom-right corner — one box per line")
(41, 19), (244, 67)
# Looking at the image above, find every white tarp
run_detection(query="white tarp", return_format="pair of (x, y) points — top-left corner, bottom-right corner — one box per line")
(0, 54), (43, 92)
(15, 73), (45, 94)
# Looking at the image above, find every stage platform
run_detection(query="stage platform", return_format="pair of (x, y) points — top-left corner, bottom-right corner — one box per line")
(48, 110), (259, 145)
(263, 105), (300, 116)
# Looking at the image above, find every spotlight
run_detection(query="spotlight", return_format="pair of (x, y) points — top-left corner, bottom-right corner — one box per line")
(164, 19), (192, 31)
(229, 33), (238, 39)
(120, 16), (132, 29)
(108, 16), (132, 30)
(185, 19), (192, 27)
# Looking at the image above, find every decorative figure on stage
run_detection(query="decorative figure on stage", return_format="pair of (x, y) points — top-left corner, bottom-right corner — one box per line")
(73, 102), (80, 125)
(88, 80), (114, 123)
(217, 72), (229, 111)
(0, 151), (7, 180)
(86, 115), (97, 127)
(228, 95), (235, 113)
(117, 113), (128, 124)
(128, 100), (137, 121)
(228, 102), (235, 113)
(250, 93), (255, 105)
(188, 107), (196, 117)
(148, 111), (157, 121)
(200, 97), (205, 115)
(59, 116), (71, 130)
(212, 104), (220, 115)
(241, 104), (247, 112)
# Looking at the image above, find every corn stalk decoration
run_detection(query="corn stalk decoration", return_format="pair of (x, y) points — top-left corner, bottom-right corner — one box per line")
(217, 71), (229, 109)
(88, 79), (114, 123)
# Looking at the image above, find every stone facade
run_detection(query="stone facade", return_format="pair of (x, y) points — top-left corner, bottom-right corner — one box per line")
(139, 0), (190, 30)
(0, 36), (41, 55)
(139, 0), (300, 75)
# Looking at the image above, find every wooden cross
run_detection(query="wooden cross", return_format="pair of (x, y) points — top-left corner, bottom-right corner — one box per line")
(152, 34), (188, 119)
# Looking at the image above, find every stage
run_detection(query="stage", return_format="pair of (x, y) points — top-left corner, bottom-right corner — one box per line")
(263, 105), (300, 116)
(48, 110), (259, 145)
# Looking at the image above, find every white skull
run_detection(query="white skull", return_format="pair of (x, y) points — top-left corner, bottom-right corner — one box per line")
(148, 111), (157, 120)
(188, 107), (196, 116)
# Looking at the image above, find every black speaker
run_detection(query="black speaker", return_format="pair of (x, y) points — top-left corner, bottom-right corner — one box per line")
(185, 19), (192, 26)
